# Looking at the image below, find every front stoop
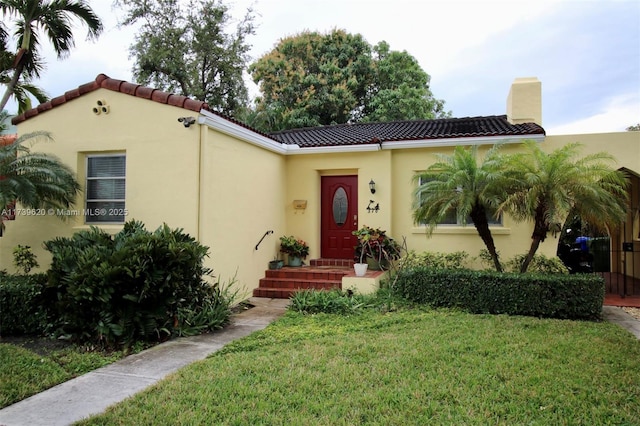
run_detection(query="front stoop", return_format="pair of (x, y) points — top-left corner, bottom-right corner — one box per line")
(253, 260), (351, 299)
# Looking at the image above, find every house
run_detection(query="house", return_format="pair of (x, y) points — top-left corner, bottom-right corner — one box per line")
(3, 75), (639, 298)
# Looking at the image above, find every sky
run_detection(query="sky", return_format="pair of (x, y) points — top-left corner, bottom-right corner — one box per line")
(4, 0), (640, 135)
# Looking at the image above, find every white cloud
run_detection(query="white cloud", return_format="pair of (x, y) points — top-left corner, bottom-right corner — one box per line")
(546, 93), (640, 135)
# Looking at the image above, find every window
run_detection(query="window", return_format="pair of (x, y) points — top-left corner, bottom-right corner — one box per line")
(417, 176), (501, 226)
(86, 154), (126, 223)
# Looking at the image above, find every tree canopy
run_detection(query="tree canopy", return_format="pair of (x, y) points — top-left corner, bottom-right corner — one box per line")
(247, 29), (449, 132)
(0, 111), (81, 232)
(0, 0), (102, 112)
(413, 145), (508, 272)
(500, 141), (628, 273)
(115, 0), (255, 117)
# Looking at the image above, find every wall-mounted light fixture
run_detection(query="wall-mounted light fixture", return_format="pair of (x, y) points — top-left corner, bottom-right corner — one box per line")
(178, 116), (196, 128)
(369, 179), (376, 194)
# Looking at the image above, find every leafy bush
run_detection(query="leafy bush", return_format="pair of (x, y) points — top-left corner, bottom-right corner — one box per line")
(478, 249), (569, 274)
(398, 250), (469, 270)
(289, 289), (369, 315)
(12, 245), (39, 275)
(393, 268), (603, 320)
(0, 273), (48, 335)
(44, 220), (234, 347)
(505, 253), (569, 274)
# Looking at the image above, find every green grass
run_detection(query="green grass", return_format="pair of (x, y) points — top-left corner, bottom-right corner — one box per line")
(78, 309), (640, 425)
(0, 342), (130, 409)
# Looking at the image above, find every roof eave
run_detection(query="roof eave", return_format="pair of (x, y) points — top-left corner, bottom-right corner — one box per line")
(198, 110), (293, 154)
(380, 134), (545, 149)
(199, 110), (545, 154)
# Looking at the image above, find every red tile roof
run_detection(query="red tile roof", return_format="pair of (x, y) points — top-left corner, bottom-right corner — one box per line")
(269, 115), (545, 147)
(11, 74), (210, 125)
(11, 74), (545, 149)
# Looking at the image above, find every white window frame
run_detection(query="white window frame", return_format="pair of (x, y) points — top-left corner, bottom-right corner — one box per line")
(85, 154), (126, 224)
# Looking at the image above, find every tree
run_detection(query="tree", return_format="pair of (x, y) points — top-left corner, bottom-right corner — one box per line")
(115, 0), (255, 116)
(248, 29), (449, 132)
(361, 41), (448, 123)
(627, 123), (640, 131)
(413, 145), (507, 272)
(248, 30), (373, 131)
(501, 140), (628, 273)
(0, 0), (102, 111)
(0, 41), (49, 113)
(0, 111), (80, 231)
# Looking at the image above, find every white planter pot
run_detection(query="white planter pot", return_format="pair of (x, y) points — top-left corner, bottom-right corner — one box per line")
(354, 263), (368, 277)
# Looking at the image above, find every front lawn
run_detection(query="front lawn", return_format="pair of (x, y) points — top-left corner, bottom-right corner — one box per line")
(79, 309), (640, 425)
(0, 341), (133, 409)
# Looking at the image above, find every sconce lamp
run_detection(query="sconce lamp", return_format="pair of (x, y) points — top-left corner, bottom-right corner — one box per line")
(369, 179), (376, 194)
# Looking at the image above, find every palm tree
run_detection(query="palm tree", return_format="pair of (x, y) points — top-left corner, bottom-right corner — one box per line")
(0, 20), (49, 113)
(501, 140), (628, 273)
(0, 0), (103, 111)
(0, 115), (80, 231)
(413, 145), (509, 272)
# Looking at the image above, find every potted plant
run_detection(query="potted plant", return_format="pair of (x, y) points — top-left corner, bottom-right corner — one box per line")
(353, 242), (369, 276)
(279, 235), (310, 266)
(268, 257), (284, 270)
(353, 225), (402, 271)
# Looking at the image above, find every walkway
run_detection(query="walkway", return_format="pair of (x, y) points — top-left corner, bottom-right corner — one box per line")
(0, 297), (289, 426)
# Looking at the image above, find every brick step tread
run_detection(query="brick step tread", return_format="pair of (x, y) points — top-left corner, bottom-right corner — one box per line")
(258, 278), (342, 289)
(265, 269), (349, 279)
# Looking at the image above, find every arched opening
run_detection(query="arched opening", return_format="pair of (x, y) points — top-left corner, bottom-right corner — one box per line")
(557, 168), (640, 299)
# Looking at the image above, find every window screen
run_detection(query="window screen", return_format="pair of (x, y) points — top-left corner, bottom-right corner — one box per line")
(86, 155), (126, 223)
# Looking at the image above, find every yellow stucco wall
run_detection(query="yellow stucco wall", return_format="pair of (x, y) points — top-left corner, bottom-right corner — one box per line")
(0, 88), (202, 272)
(198, 126), (286, 297)
(284, 142), (555, 269)
(284, 150), (392, 259)
(545, 131), (640, 171)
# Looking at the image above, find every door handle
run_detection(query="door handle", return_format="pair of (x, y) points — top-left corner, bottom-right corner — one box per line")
(353, 214), (357, 226)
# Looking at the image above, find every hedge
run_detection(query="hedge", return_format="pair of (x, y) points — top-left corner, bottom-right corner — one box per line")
(0, 273), (49, 335)
(393, 268), (604, 320)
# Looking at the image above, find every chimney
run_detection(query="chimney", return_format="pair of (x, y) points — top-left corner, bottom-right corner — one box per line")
(506, 77), (542, 126)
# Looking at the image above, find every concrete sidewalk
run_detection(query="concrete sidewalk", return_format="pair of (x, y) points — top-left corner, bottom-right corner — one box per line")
(602, 305), (640, 339)
(0, 297), (289, 426)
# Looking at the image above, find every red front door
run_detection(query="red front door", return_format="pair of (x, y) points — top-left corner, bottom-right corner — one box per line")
(321, 176), (358, 259)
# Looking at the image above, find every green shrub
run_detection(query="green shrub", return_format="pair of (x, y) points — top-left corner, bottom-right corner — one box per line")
(398, 250), (469, 270)
(478, 249), (569, 274)
(289, 289), (369, 315)
(393, 268), (603, 320)
(44, 220), (234, 347)
(505, 252), (569, 274)
(0, 273), (48, 335)
(12, 245), (39, 275)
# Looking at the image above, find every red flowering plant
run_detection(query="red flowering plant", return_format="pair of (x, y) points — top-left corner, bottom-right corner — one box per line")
(279, 235), (310, 259)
